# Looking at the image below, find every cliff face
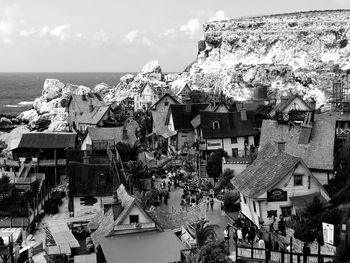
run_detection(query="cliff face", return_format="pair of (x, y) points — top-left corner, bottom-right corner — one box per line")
(181, 10), (350, 107)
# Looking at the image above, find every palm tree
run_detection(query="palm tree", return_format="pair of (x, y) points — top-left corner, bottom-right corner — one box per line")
(126, 160), (149, 193)
(116, 141), (147, 162)
(193, 219), (219, 248)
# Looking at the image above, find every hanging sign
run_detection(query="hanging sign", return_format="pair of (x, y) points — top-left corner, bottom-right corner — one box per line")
(322, 222), (334, 245)
(267, 188), (287, 202)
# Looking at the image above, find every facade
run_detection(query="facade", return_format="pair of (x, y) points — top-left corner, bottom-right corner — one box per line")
(193, 110), (258, 157)
(66, 93), (106, 131)
(231, 143), (330, 228)
(134, 83), (161, 111)
(165, 102), (208, 150)
(89, 184), (185, 263)
(175, 83), (191, 103)
(259, 113), (335, 185)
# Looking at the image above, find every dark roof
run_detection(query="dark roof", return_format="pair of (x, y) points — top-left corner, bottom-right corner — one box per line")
(99, 230), (185, 263)
(270, 94), (312, 115)
(150, 93), (179, 110)
(231, 143), (301, 198)
(200, 111), (259, 139)
(77, 106), (111, 125)
(68, 93), (106, 112)
(169, 103), (209, 130)
(17, 132), (76, 149)
(259, 113), (335, 171)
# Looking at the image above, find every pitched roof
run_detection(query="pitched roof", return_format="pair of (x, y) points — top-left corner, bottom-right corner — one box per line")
(259, 113), (335, 171)
(86, 120), (138, 145)
(77, 106), (111, 125)
(200, 111), (259, 139)
(270, 94), (312, 115)
(150, 93), (179, 110)
(175, 83), (191, 97)
(69, 93), (106, 112)
(231, 143), (301, 198)
(168, 103), (209, 130)
(213, 101), (231, 112)
(17, 132), (76, 149)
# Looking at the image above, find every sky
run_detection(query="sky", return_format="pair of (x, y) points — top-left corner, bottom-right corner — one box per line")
(0, 0), (349, 72)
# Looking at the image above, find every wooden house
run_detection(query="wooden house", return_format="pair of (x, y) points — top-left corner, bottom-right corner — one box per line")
(231, 143), (330, 228)
(88, 184), (185, 263)
(76, 106), (117, 132)
(66, 93), (106, 131)
(134, 83), (161, 111)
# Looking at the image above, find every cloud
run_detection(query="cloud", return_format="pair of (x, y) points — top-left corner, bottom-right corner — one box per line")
(125, 30), (139, 43)
(209, 10), (228, 22)
(161, 28), (177, 39)
(0, 4), (24, 43)
(19, 24), (71, 42)
(93, 30), (109, 43)
(19, 27), (36, 37)
(142, 37), (153, 46)
(48, 24), (70, 41)
(180, 18), (200, 38)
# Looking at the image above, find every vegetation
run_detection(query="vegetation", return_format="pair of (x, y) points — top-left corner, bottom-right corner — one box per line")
(193, 219), (219, 248)
(223, 191), (240, 212)
(34, 118), (51, 132)
(188, 90), (209, 103)
(133, 110), (152, 144)
(125, 160), (150, 193)
(196, 241), (230, 263)
(214, 169), (234, 192)
(0, 175), (11, 193)
(116, 141), (146, 162)
(206, 149), (228, 181)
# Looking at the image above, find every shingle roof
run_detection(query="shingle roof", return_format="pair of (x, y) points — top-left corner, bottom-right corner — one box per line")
(270, 94), (312, 115)
(69, 93), (106, 113)
(231, 143), (301, 198)
(259, 113), (335, 171)
(200, 111), (259, 139)
(169, 103), (209, 130)
(17, 132), (76, 149)
(150, 93), (179, 109)
(77, 106), (111, 125)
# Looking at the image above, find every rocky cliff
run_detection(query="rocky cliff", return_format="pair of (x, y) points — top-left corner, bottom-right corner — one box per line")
(178, 10), (350, 107)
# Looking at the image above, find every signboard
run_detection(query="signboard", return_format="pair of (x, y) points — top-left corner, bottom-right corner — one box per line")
(267, 210), (277, 218)
(322, 222), (334, 245)
(267, 189), (287, 202)
(207, 142), (221, 147)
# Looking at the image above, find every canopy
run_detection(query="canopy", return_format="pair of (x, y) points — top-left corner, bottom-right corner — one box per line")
(161, 130), (177, 139)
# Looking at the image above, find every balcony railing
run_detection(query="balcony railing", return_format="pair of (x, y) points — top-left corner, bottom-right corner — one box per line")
(114, 222), (156, 231)
(336, 127), (350, 137)
(37, 159), (67, 166)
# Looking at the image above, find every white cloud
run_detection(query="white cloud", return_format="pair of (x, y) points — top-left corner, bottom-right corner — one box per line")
(19, 27), (36, 37)
(19, 24), (72, 42)
(142, 37), (153, 46)
(209, 10), (228, 22)
(49, 24), (70, 41)
(0, 4), (24, 44)
(180, 18), (200, 38)
(125, 30), (139, 43)
(93, 30), (109, 43)
(161, 28), (177, 39)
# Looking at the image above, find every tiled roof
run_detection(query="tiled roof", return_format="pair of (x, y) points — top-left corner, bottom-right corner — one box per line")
(231, 143), (300, 198)
(77, 106), (111, 125)
(169, 103), (209, 130)
(17, 132), (76, 149)
(200, 111), (259, 139)
(259, 113), (335, 171)
(69, 93), (106, 113)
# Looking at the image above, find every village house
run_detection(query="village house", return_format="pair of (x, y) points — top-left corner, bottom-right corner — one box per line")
(149, 93), (179, 149)
(66, 93), (106, 131)
(174, 83), (191, 103)
(88, 184), (185, 263)
(231, 143), (330, 228)
(165, 101), (208, 151)
(192, 110), (258, 158)
(259, 112), (335, 186)
(81, 119), (139, 151)
(11, 132), (77, 186)
(269, 94), (315, 122)
(134, 83), (162, 111)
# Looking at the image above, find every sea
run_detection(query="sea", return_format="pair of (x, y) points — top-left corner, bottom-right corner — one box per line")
(0, 72), (131, 116)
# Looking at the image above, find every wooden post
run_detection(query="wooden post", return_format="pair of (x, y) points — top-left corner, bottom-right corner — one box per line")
(290, 237), (293, 263)
(317, 241), (321, 263)
(297, 254), (301, 263)
(235, 228), (238, 262)
(251, 239), (254, 258)
(281, 250), (285, 263)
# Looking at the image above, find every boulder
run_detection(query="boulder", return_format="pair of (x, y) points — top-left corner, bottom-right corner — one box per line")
(17, 109), (39, 125)
(42, 79), (65, 101)
(140, 60), (163, 81)
(120, 74), (135, 84)
(93, 83), (111, 94)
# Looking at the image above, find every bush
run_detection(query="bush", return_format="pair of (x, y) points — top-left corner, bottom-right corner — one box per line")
(215, 169), (234, 192)
(223, 191), (240, 212)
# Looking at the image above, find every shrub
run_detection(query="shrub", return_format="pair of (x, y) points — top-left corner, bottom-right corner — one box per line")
(215, 169), (234, 192)
(223, 191), (240, 212)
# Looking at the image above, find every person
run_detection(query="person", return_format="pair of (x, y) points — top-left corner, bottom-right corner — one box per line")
(242, 224), (248, 242)
(167, 181), (171, 192)
(258, 236), (265, 257)
(180, 198), (186, 211)
(210, 198), (214, 210)
(206, 198), (210, 211)
(224, 227), (230, 241)
(209, 188), (214, 198)
(248, 226), (256, 244)
(237, 228), (243, 245)
(164, 191), (169, 205)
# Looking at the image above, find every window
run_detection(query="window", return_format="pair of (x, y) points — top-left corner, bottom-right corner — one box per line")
(232, 148), (238, 157)
(243, 196), (247, 204)
(213, 120), (220, 129)
(294, 174), (303, 186)
(129, 215), (139, 224)
(164, 101), (169, 106)
(308, 176), (311, 189)
(281, 206), (292, 217)
(231, 137), (237, 144)
(253, 201), (257, 213)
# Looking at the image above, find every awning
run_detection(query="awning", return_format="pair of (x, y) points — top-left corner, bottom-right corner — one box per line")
(161, 130), (177, 139)
(290, 192), (330, 210)
(99, 230), (185, 263)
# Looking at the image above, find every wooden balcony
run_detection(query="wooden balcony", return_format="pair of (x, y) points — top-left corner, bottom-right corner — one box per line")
(113, 222), (156, 231)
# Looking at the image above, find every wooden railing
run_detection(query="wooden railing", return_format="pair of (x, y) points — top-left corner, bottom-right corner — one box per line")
(114, 222), (155, 231)
(336, 128), (350, 137)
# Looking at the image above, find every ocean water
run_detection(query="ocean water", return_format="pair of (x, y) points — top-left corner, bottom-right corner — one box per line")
(0, 72), (130, 116)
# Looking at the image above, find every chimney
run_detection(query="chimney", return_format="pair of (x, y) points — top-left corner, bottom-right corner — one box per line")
(89, 99), (94, 113)
(277, 141), (285, 151)
(240, 109), (247, 121)
(185, 98), (191, 112)
(82, 150), (90, 164)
